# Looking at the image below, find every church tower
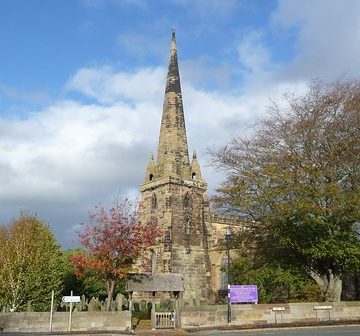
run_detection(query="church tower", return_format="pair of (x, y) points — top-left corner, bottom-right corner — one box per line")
(140, 31), (211, 305)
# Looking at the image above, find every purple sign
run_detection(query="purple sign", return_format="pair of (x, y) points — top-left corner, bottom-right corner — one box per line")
(229, 285), (258, 303)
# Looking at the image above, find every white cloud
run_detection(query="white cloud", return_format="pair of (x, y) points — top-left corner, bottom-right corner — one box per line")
(65, 65), (165, 104)
(0, 83), (49, 104)
(0, 63), (308, 247)
(237, 30), (271, 74)
(272, 0), (360, 80)
(0, 71), (164, 243)
(4, 1), (360, 248)
(181, 57), (232, 90)
(0, 100), (153, 202)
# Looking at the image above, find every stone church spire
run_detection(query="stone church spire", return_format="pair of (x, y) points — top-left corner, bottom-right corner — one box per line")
(155, 31), (191, 180)
(140, 32), (211, 306)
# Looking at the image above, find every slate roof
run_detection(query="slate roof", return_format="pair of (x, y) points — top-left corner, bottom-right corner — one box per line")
(126, 273), (184, 292)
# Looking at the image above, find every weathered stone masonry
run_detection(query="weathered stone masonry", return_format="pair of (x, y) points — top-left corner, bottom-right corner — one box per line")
(140, 32), (241, 306)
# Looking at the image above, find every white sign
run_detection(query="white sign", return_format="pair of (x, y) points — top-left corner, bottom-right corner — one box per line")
(272, 307), (285, 311)
(62, 296), (81, 303)
(313, 305), (332, 310)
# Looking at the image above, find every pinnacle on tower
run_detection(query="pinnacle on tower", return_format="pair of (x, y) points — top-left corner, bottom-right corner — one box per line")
(144, 152), (156, 183)
(191, 150), (204, 182)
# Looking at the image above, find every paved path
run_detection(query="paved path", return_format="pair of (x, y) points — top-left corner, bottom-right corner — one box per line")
(189, 325), (360, 336)
(2, 325), (360, 336)
(135, 329), (189, 335)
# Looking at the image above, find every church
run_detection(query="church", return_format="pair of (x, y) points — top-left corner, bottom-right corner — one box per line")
(139, 32), (240, 305)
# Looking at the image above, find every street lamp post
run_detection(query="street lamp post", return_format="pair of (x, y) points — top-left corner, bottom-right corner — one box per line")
(226, 226), (232, 326)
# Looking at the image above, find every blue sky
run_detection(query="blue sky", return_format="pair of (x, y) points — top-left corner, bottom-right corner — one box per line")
(0, 0), (283, 104)
(1, 0), (360, 248)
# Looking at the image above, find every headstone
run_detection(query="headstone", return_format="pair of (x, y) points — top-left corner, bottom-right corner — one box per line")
(111, 299), (117, 311)
(88, 297), (101, 311)
(123, 296), (129, 309)
(116, 294), (124, 311)
(101, 300), (106, 311)
(81, 294), (88, 311)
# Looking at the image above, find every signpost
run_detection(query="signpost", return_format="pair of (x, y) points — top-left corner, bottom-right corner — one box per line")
(314, 305), (333, 321)
(62, 296), (81, 303)
(229, 285), (258, 304)
(62, 292), (80, 331)
(272, 306), (285, 323)
(49, 290), (54, 332)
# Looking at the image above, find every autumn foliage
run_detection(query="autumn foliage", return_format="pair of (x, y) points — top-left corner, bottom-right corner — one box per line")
(211, 79), (360, 302)
(70, 198), (160, 310)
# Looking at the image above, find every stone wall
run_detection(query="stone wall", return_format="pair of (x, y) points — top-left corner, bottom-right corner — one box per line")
(181, 301), (360, 327)
(0, 311), (131, 332)
(205, 214), (243, 300)
(3, 302), (360, 332)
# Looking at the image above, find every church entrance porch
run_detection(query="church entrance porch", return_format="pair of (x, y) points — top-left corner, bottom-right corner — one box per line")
(126, 273), (184, 330)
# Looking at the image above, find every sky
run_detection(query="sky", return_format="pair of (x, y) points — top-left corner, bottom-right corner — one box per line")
(1, 0), (360, 248)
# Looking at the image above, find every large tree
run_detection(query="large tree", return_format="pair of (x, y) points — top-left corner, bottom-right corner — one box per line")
(211, 80), (360, 302)
(71, 198), (161, 311)
(0, 212), (64, 311)
(62, 248), (127, 301)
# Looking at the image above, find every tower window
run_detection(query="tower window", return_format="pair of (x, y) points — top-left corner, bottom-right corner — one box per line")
(183, 193), (192, 208)
(183, 193), (192, 237)
(185, 220), (190, 235)
(192, 172), (196, 180)
(164, 230), (172, 252)
(149, 173), (154, 181)
(151, 193), (157, 210)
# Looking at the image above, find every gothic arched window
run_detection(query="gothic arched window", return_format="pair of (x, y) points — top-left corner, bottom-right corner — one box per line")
(183, 193), (192, 236)
(151, 193), (157, 210)
(183, 193), (191, 208)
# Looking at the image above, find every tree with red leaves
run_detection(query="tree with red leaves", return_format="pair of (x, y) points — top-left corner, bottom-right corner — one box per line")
(70, 198), (160, 311)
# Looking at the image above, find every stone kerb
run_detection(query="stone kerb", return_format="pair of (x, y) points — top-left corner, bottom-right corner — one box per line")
(181, 301), (360, 327)
(0, 311), (131, 332)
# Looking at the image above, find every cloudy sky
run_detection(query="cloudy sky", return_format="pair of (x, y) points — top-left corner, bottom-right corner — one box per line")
(1, 0), (360, 248)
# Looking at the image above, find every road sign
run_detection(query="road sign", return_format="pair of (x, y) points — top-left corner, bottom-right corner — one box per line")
(62, 296), (80, 303)
(313, 305), (332, 310)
